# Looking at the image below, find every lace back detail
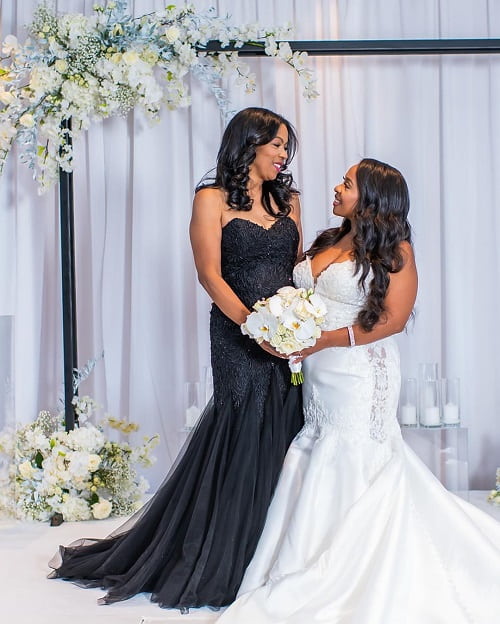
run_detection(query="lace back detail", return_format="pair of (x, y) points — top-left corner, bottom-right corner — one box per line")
(367, 345), (388, 443)
(303, 385), (331, 429)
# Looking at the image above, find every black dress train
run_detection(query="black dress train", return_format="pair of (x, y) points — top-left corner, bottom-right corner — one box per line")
(48, 216), (303, 610)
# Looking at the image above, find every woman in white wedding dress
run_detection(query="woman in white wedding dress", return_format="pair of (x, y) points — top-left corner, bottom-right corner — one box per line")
(217, 158), (500, 624)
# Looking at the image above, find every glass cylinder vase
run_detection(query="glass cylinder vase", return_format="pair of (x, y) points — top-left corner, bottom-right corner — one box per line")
(441, 377), (460, 426)
(419, 378), (441, 427)
(399, 377), (418, 427)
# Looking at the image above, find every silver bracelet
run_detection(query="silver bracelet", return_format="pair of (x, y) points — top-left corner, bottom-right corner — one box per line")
(347, 325), (356, 347)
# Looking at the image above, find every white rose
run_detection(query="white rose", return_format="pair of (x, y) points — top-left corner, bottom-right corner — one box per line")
(54, 59), (68, 73)
(165, 26), (180, 44)
(122, 50), (140, 65)
(87, 453), (101, 472)
(0, 90), (14, 105)
(92, 498), (112, 519)
(18, 460), (35, 479)
(19, 113), (35, 128)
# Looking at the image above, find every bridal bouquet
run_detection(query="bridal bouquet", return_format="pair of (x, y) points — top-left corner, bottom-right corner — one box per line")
(0, 399), (159, 522)
(241, 286), (327, 385)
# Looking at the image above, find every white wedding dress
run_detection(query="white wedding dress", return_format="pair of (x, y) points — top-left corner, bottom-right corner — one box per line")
(217, 256), (500, 624)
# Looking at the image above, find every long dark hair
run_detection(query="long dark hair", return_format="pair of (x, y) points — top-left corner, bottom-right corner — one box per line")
(196, 107), (299, 216)
(307, 158), (412, 331)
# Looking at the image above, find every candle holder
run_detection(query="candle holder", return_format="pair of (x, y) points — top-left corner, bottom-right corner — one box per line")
(419, 378), (441, 427)
(202, 365), (214, 405)
(418, 362), (438, 384)
(184, 381), (202, 430)
(399, 377), (418, 427)
(441, 377), (460, 427)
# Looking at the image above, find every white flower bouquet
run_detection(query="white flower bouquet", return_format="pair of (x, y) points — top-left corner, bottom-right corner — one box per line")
(0, 399), (159, 522)
(241, 285), (327, 385)
(487, 468), (500, 506)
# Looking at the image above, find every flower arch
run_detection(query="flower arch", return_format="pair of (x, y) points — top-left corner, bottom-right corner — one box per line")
(0, 1), (317, 191)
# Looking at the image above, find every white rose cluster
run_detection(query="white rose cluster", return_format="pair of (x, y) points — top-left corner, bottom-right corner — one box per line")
(0, 407), (159, 522)
(0, 2), (318, 192)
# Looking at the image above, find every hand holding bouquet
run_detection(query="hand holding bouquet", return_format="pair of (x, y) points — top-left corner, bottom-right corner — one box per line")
(241, 286), (327, 384)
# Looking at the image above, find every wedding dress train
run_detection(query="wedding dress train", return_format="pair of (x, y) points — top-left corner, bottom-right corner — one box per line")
(217, 256), (500, 624)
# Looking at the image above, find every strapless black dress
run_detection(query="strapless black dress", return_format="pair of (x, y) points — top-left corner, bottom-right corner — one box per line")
(48, 216), (303, 610)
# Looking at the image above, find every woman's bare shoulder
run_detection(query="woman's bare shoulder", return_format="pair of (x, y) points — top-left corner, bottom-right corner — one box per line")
(192, 186), (227, 216)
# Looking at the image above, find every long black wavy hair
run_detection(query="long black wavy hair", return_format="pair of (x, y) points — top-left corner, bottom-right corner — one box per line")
(307, 158), (412, 331)
(196, 107), (299, 216)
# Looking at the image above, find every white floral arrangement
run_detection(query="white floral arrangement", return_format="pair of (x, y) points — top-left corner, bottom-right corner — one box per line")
(241, 285), (327, 385)
(487, 468), (500, 506)
(0, 0), (318, 192)
(0, 396), (159, 522)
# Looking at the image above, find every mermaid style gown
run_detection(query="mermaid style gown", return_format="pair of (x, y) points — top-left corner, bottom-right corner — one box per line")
(48, 216), (303, 610)
(217, 256), (500, 624)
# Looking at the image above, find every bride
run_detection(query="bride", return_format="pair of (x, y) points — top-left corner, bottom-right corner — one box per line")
(217, 158), (500, 623)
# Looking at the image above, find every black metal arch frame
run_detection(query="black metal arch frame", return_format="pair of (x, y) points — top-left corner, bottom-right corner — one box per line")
(59, 37), (500, 430)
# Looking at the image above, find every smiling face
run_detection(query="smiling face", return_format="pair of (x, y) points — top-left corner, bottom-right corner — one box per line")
(249, 123), (289, 184)
(333, 164), (359, 220)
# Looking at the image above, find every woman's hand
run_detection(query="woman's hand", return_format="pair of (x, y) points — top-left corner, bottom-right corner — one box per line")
(258, 341), (288, 359)
(291, 332), (332, 363)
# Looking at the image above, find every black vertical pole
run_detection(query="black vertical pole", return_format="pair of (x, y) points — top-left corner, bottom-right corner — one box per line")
(59, 118), (78, 431)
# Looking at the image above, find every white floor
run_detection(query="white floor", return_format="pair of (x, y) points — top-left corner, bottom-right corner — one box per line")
(0, 512), (219, 624)
(1, 492), (498, 624)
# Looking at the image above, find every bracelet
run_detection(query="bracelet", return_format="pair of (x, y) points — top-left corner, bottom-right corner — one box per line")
(347, 325), (356, 347)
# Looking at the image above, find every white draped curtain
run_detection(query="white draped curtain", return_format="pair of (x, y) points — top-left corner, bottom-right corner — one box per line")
(1, 0), (499, 489)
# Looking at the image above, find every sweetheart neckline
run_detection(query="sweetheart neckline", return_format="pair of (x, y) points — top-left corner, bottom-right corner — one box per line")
(222, 215), (296, 232)
(306, 255), (354, 286)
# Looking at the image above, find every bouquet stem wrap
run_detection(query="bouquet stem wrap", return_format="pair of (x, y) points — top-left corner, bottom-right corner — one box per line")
(288, 358), (304, 386)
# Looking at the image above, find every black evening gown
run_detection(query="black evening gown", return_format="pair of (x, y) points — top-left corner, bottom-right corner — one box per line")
(48, 216), (303, 610)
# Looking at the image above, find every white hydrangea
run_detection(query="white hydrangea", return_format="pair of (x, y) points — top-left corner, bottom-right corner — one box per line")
(18, 460), (36, 480)
(23, 428), (51, 452)
(64, 425), (106, 452)
(29, 65), (63, 100)
(60, 495), (92, 521)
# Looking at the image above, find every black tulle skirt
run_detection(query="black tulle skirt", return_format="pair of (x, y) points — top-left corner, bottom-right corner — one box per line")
(48, 367), (302, 609)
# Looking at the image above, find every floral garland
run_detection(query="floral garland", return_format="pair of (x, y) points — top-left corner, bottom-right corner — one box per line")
(0, 1), (318, 192)
(0, 396), (159, 522)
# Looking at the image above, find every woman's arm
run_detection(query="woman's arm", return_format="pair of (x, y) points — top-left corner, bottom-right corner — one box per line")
(289, 193), (304, 260)
(302, 241), (418, 354)
(190, 188), (250, 325)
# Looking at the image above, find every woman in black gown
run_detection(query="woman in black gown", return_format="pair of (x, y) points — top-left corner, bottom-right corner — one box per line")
(48, 107), (304, 611)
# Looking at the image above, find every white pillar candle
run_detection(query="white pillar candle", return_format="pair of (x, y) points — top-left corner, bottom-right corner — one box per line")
(443, 402), (459, 425)
(185, 405), (201, 428)
(422, 406), (440, 427)
(401, 404), (417, 425)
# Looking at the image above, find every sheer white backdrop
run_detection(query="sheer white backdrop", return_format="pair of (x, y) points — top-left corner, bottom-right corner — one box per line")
(1, 0), (499, 489)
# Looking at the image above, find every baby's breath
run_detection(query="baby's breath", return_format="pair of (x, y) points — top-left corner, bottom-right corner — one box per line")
(0, 2), (318, 192)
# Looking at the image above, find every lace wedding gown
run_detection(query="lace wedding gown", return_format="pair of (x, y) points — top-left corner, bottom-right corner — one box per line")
(48, 216), (303, 609)
(217, 256), (500, 624)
